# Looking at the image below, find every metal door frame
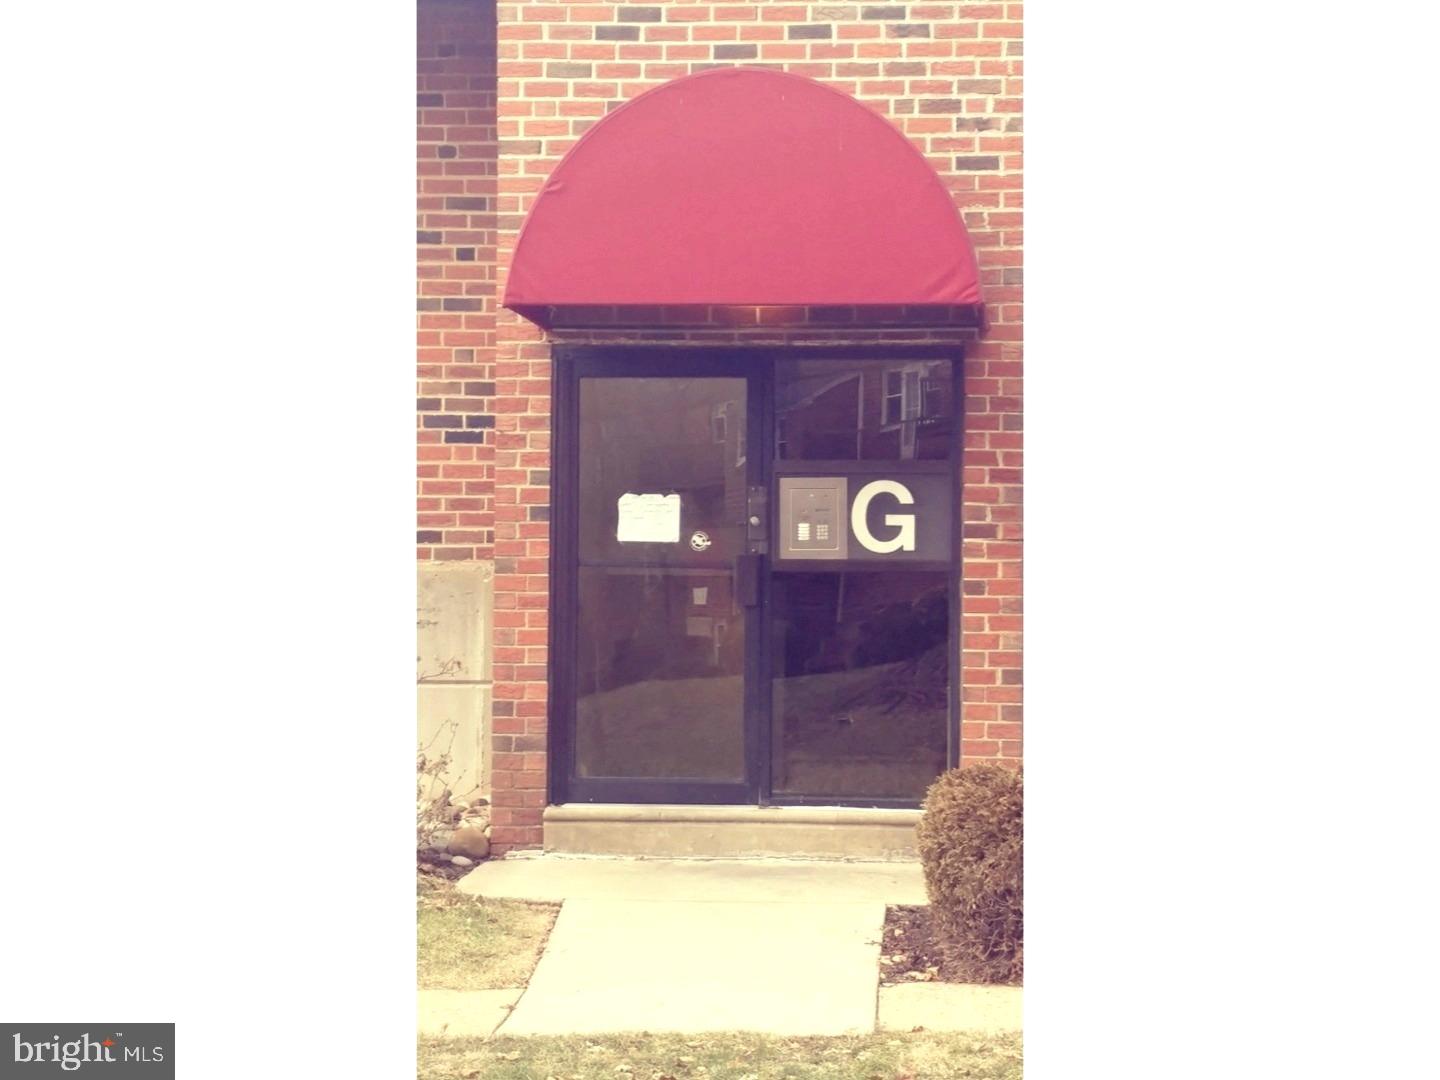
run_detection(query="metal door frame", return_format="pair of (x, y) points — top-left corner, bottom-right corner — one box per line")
(548, 344), (963, 808)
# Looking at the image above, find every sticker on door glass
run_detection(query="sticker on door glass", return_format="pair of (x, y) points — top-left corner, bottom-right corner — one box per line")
(616, 492), (681, 543)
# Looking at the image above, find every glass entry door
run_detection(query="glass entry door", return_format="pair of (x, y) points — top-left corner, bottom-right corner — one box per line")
(551, 347), (959, 807)
(552, 352), (766, 803)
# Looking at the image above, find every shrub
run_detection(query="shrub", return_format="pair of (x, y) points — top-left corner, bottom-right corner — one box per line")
(915, 764), (1023, 984)
(417, 721), (462, 852)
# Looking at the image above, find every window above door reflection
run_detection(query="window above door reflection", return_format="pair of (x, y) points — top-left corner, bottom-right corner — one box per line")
(775, 357), (954, 462)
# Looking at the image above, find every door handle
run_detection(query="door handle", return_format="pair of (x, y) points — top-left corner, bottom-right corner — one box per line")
(746, 485), (769, 551)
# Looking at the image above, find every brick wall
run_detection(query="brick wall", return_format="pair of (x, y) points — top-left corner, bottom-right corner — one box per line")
(418, 1), (500, 563)
(424, 0), (1022, 852)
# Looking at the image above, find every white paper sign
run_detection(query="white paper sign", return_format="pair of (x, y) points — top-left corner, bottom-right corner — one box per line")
(616, 492), (681, 543)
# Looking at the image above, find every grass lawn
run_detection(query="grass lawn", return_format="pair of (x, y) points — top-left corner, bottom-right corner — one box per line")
(418, 1031), (1023, 1080)
(417, 875), (559, 991)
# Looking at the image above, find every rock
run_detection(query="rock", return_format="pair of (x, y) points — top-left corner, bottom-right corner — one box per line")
(449, 854), (475, 867)
(447, 826), (491, 860)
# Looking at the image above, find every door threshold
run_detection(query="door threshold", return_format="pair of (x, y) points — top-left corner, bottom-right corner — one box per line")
(543, 803), (921, 860)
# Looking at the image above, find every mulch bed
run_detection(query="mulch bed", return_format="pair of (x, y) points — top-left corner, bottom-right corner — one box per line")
(417, 848), (470, 882)
(879, 904), (953, 985)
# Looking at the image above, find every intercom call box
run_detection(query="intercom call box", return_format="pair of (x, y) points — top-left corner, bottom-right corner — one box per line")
(777, 476), (848, 560)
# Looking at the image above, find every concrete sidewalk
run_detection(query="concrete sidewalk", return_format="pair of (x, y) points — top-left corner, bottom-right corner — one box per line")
(455, 853), (927, 905)
(454, 856), (951, 1036)
(503, 897), (882, 1034)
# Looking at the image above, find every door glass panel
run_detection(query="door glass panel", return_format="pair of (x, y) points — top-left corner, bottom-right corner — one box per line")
(770, 571), (949, 800)
(576, 567), (745, 780)
(775, 358), (953, 462)
(572, 375), (749, 785)
(579, 378), (748, 566)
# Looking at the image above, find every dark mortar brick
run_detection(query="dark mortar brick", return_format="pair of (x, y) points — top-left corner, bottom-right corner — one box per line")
(456, 247), (475, 261)
(417, 298), (442, 312)
(617, 6), (662, 21)
(444, 196), (490, 211)
(453, 349), (474, 362)
(513, 735), (547, 752)
(919, 92), (1002, 112)
(530, 470), (550, 485)
(888, 23), (930, 37)
(1002, 268), (1023, 285)
(954, 117), (1001, 131)
(465, 415), (496, 429)
(417, 93), (443, 106)
(714, 44), (758, 59)
(528, 505), (550, 521)
(863, 5), (906, 18)
(417, 230), (443, 244)
(546, 62), (593, 78)
(1005, 117), (1023, 132)
(954, 156), (1001, 170)
(463, 381), (497, 396)
(437, 145), (457, 159)
(417, 397), (442, 411)
(417, 530), (443, 543)
(596, 25), (640, 40)
(444, 431), (488, 444)
(788, 25), (833, 39)
(884, 61), (926, 76)
(503, 140), (543, 155)
(495, 558), (517, 573)
(442, 298), (485, 311)
(423, 415), (463, 429)
(492, 700), (514, 718)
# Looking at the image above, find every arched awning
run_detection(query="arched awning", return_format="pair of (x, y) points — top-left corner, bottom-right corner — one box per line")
(503, 67), (983, 327)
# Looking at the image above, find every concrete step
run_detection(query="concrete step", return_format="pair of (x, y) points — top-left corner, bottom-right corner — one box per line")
(543, 803), (921, 860)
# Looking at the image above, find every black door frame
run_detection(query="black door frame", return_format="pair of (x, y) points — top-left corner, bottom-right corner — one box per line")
(549, 344), (964, 808)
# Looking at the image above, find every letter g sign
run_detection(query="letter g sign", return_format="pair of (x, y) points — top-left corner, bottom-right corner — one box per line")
(851, 480), (916, 554)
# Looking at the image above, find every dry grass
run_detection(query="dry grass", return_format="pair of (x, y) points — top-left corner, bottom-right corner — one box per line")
(417, 876), (559, 991)
(418, 1031), (1022, 1080)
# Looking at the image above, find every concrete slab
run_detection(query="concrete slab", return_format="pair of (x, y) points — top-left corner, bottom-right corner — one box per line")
(545, 803), (920, 859)
(417, 988), (523, 1038)
(498, 898), (884, 1036)
(877, 983), (1023, 1033)
(457, 854), (928, 905)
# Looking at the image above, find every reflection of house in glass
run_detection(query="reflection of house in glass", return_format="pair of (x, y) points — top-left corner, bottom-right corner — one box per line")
(776, 359), (953, 463)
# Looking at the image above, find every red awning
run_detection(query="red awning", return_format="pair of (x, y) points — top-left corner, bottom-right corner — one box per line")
(504, 68), (982, 326)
